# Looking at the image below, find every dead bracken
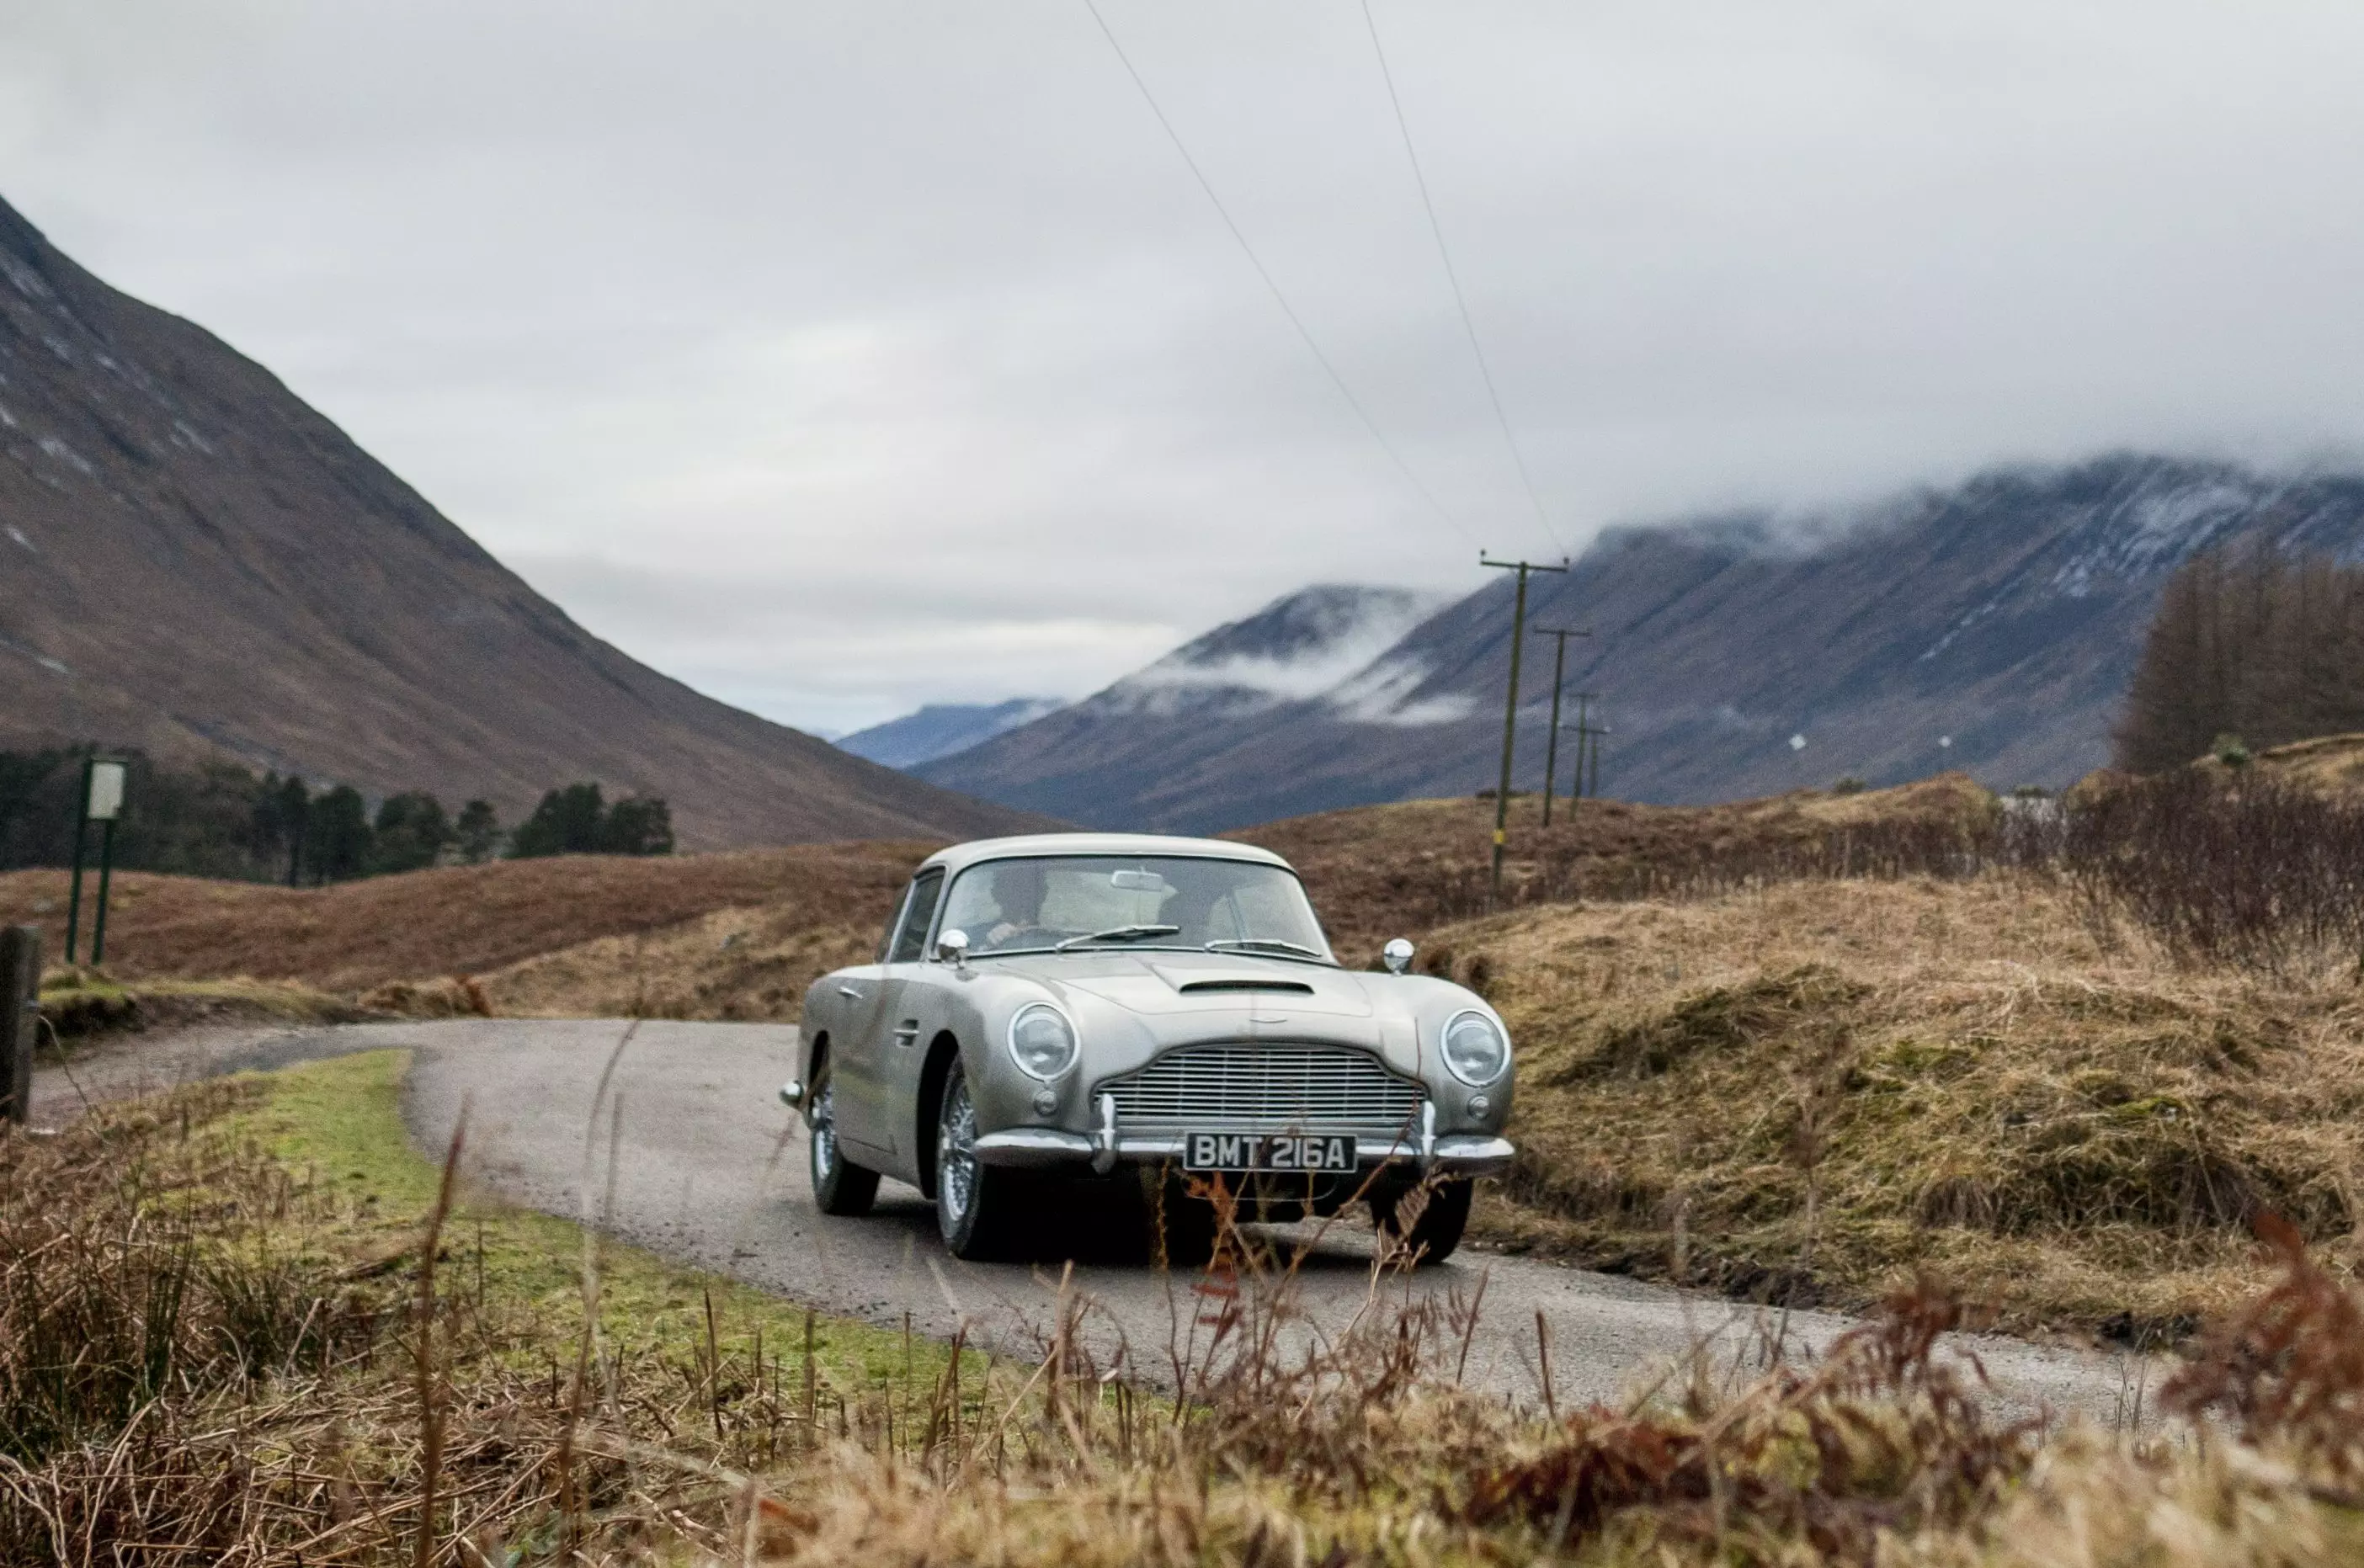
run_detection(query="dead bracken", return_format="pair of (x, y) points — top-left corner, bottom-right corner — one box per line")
(5, 1068), (2364, 1565)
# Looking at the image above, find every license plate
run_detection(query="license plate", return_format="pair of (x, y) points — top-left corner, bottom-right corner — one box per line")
(1182, 1131), (1356, 1173)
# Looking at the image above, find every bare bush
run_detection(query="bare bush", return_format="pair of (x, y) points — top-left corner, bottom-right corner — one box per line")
(2059, 769), (2364, 971)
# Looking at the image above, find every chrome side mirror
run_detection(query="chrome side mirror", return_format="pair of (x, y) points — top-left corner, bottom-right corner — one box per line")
(936, 928), (971, 970)
(1382, 937), (1414, 975)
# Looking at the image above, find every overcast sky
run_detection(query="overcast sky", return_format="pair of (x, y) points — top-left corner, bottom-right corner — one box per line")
(7, 3), (2364, 734)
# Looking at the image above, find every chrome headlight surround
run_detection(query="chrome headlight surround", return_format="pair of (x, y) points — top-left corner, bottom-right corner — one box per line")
(1006, 1002), (1080, 1081)
(1440, 1009), (1510, 1087)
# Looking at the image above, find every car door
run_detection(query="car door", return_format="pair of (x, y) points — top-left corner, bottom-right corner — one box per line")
(835, 868), (944, 1165)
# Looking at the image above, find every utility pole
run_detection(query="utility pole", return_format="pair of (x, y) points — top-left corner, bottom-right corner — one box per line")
(1481, 553), (1568, 899)
(1569, 694), (1592, 802)
(1569, 695), (1607, 804)
(1570, 701), (1609, 803)
(1532, 626), (1591, 827)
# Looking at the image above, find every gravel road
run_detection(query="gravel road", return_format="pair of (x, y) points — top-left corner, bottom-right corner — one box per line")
(33, 1018), (2155, 1422)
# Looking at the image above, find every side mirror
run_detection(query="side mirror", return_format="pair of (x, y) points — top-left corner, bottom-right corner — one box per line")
(936, 928), (971, 969)
(1382, 937), (1414, 975)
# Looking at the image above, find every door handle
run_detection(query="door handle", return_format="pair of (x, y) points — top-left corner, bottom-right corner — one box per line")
(837, 985), (865, 1000)
(892, 1020), (920, 1048)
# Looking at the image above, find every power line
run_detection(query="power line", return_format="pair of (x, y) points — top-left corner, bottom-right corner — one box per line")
(1079, 0), (1477, 547)
(1358, 0), (1566, 560)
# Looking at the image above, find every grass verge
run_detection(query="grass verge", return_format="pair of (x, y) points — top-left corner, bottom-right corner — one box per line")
(237, 1050), (935, 1391)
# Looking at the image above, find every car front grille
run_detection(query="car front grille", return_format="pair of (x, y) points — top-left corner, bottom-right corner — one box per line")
(1100, 1044), (1424, 1136)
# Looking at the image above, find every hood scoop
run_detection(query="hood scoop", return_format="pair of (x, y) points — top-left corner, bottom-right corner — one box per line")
(1177, 978), (1316, 996)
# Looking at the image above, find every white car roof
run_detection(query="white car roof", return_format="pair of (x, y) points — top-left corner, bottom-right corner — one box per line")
(916, 832), (1294, 880)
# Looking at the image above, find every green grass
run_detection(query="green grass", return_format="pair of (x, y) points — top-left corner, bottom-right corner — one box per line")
(232, 1049), (966, 1401)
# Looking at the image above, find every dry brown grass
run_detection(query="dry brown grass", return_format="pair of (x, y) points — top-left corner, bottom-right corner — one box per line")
(1236, 773), (1996, 960)
(13, 1055), (2364, 1566)
(0, 842), (924, 992)
(477, 907), (879, 1023)
(1424, 874), (2364, 1340)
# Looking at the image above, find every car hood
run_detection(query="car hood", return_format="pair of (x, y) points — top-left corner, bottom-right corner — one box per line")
(1003, 949), (1377, 1020)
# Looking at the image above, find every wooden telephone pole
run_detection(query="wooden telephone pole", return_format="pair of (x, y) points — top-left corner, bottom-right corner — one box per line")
(1481, 554), (1568, 898)
(1570, 694), (1607, 802)
(1533, 625), (1591, 826)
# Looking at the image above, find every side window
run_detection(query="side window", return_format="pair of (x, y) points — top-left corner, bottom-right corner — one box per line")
(876, 880), (914, 962)
(888, 869), (946, 964)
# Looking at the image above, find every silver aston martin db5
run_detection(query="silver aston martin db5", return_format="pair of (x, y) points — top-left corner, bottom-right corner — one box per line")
(779, 833), (1515, 1263)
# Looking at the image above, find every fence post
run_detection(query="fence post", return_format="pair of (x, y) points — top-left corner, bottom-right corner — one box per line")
(1, 925), (38, 1125)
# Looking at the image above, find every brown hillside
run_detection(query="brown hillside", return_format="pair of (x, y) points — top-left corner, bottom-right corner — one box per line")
(1229, 773), (1995, 959)
(3, 774), (1991, 999)
(0, 842), (927, 992)
(0, 194), (1041, 849)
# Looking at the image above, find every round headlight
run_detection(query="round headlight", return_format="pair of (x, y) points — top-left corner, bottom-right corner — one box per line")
(1007, 1003), (1078, 1080)
(1440, 1010), (1509, 1086)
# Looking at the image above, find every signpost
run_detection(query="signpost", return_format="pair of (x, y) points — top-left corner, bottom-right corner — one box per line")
(65, 757), (127, 965)
(1, 926), (35, 1125)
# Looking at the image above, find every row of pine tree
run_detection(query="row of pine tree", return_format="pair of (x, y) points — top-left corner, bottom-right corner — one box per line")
(0, 749), (669, 885)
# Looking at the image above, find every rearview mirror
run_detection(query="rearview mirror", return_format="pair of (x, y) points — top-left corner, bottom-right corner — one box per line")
(937, 928), (971, 968)
(1110, 869), (1173, 893)
(1382, 937), (1414, 975)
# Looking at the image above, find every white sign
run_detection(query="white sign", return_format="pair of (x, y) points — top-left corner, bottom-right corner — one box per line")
(87, 761), (125, 821)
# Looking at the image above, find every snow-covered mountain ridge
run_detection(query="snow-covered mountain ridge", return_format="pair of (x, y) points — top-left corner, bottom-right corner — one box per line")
(920, 455), (2364, 832)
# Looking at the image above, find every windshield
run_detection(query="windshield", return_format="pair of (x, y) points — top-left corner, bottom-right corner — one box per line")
(938, 855), (1334, 961)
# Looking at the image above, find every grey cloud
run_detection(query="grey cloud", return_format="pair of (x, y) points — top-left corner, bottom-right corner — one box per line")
(7, 2), (2364, 730)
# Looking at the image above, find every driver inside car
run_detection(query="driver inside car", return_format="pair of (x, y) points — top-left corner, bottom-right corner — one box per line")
(981, 859), (1051, 949)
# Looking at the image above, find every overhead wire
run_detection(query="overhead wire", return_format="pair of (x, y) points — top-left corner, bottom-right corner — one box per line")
(1079, 0), (1480, 550)
(1358, 0), (1567, 561)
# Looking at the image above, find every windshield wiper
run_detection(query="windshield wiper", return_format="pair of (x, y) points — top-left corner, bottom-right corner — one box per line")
(1054, 923), (1182, 952)
(1204, 938), (1328, 960)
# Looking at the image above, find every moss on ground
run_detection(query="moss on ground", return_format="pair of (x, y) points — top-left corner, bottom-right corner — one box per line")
(37, 970), (371, 1038)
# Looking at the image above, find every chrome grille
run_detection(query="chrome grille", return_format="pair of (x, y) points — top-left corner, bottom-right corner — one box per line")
(1101, 1044), (1424, 1135)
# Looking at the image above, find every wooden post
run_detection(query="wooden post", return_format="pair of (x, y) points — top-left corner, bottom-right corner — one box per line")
(1480, 555), (1569, 899)
(1, 926), (38, 1125)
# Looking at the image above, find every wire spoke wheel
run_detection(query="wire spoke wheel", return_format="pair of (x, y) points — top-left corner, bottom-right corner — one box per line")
(811, 1082), (840, 1183)
(808, 1058), (878, 1217)
(937, 1072), (980, 1238)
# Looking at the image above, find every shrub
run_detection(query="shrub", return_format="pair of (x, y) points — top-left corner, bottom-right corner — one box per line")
(2060, 768), (2364, 970)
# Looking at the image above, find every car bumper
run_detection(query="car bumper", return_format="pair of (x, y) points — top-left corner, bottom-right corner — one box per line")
(968, 1127), (1515, 1178)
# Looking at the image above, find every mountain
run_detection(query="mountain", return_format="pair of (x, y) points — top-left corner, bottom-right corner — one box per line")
(837, 698), (1065, 769)
(921, 456), (2364, 832)
(916, 585), (1446, 827)
(0, 194), (1045, 849)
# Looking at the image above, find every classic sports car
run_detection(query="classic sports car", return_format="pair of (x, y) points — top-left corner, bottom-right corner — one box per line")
(780, 833), (1515, 1263)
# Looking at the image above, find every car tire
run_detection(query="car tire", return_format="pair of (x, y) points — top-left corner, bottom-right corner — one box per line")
(807, 1057), (881, 1217)
(935, 1058), (1020, 1261)
(1370, 1178), (1472, 1265)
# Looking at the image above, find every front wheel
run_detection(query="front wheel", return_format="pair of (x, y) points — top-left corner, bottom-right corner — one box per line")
(807, 1059), (880, 1216)
(1370, 1178), (1472, 1265)
(935, 1059), (1021, 1260)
